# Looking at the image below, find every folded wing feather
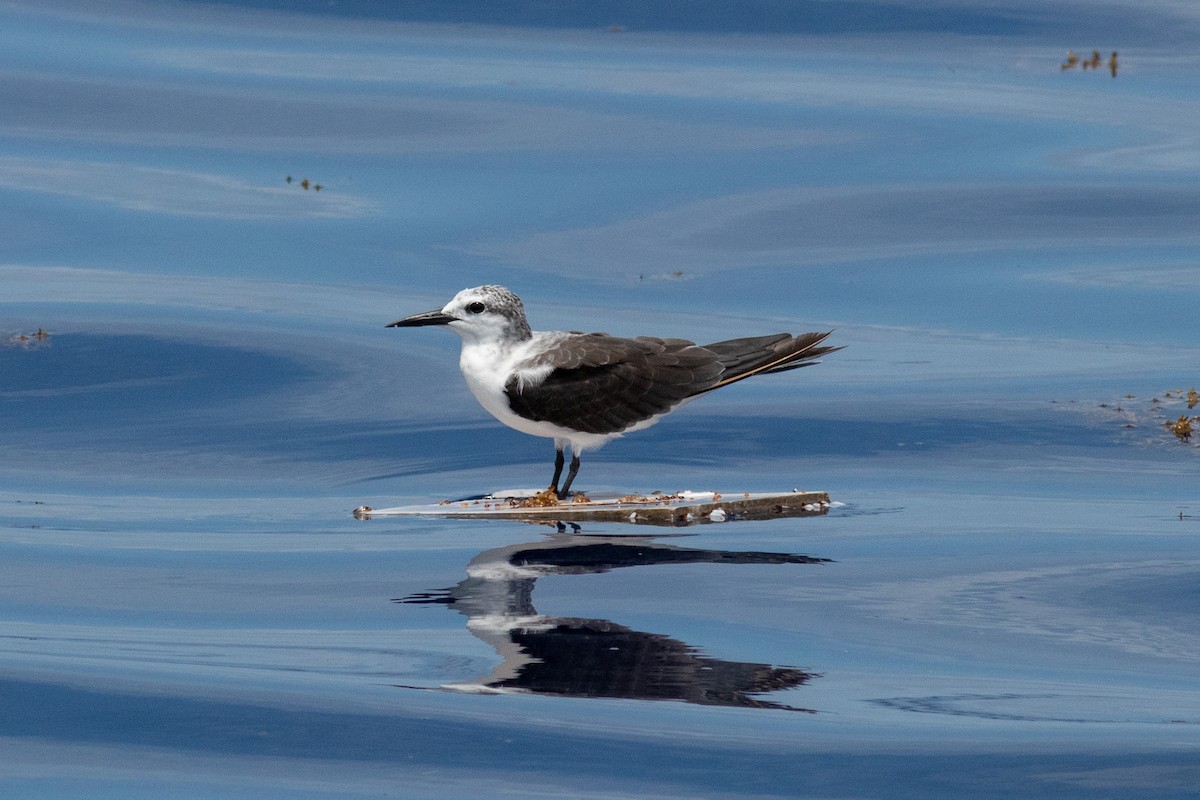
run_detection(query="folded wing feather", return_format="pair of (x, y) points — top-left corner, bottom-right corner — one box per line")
(504, 330), (840, 435)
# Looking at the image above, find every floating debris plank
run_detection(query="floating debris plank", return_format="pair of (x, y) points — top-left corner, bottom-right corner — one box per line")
(354, 489), (834, 526)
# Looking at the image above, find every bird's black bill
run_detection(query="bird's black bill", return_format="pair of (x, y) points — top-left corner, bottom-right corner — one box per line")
(387, 310), (456, 327)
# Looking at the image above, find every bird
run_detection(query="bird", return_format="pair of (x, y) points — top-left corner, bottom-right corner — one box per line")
(389, 285), (840, 497)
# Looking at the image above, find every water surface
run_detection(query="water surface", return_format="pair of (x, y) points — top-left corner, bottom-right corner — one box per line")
(2, 1), (1199, 797)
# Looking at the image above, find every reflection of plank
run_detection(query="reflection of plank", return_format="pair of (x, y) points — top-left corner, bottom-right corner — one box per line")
(354, 489), (833, 526)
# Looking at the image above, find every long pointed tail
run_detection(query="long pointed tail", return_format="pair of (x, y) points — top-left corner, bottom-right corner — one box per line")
(699, 332), (841, 392)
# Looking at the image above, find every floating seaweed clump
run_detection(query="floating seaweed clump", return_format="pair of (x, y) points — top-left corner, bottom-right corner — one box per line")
(5, 328), (50, 348)
(1061, 49), (1118, 76)
(285, 175), (324, 191)
(1089, 385), (1199, 448)
(1168, 415), (1193, 442)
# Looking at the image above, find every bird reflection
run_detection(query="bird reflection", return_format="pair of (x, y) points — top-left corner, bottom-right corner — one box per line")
(399, 534), (830, 711)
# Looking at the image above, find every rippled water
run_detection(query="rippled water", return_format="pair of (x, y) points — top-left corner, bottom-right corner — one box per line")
(2, 1), (1199, 798)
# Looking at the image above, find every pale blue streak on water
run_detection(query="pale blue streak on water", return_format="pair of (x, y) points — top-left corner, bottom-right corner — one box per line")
(1, 1), (1199, 798)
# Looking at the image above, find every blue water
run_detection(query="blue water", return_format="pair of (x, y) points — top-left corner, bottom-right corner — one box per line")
(2, 1), (1198, 797)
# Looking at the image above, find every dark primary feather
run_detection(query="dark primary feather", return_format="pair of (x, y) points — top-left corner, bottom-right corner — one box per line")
(701, 331), (841, 390)
(505, 330), (840, 435)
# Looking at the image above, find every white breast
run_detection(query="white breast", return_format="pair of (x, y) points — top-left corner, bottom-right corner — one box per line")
(456, 333), (624, 454)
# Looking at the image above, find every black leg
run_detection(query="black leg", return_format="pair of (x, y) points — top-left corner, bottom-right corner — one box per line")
(559, 452), (582, 496)
(549, 447), (565, 494)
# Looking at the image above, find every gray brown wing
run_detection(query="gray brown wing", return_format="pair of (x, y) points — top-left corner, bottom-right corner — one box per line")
(505, 334), (724, 435)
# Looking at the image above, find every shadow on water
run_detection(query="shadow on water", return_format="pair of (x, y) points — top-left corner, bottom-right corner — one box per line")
(399, 533), (830, 712)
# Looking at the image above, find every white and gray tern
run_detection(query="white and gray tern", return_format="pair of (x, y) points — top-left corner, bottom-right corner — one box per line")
(389, 285), (840, 496)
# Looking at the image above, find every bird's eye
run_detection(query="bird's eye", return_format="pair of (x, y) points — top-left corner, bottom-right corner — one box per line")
(466, 302), (486, 314)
